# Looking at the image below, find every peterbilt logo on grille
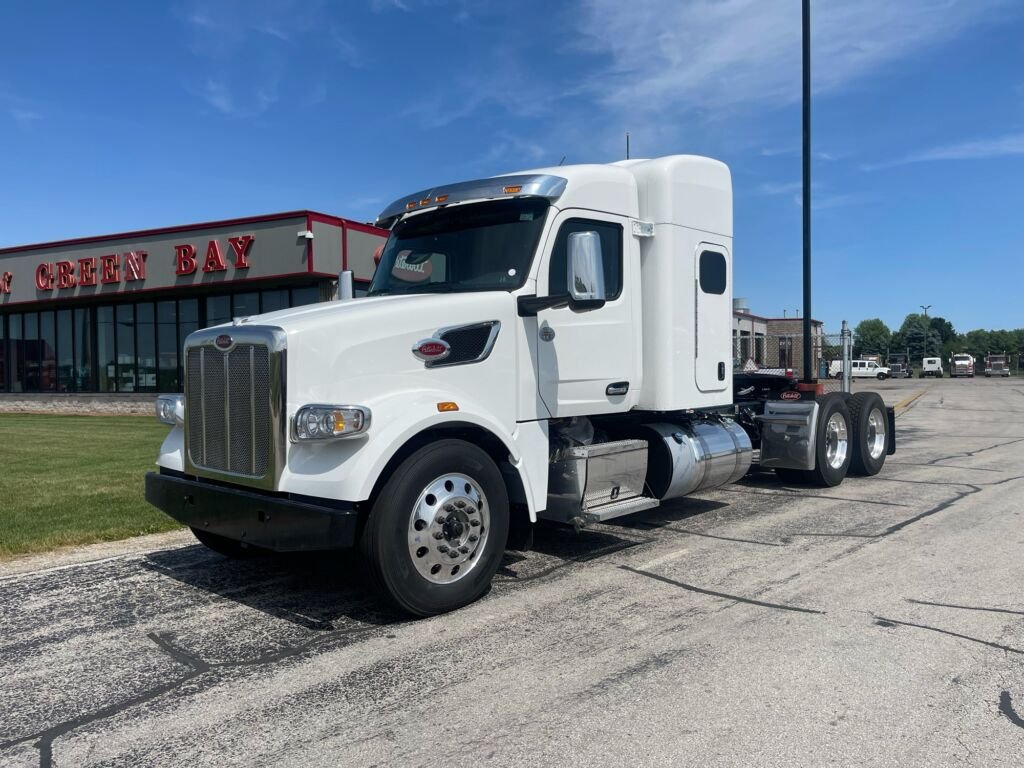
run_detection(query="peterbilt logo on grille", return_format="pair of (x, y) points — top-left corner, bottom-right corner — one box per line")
(413, 338), (450, 362)
(780, 390), (802, 401)
(214, 334), (234, 350)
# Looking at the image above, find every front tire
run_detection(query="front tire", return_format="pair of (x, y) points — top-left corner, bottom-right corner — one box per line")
(360, 439), (509, 617)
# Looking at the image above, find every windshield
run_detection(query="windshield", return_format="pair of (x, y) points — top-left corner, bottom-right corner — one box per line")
(367, 198), (549, 296)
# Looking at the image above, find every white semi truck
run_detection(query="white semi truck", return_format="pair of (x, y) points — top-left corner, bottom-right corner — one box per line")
(146, 155), (895, 616)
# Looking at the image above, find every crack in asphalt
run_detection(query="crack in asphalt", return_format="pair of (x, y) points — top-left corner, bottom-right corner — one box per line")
(926, 437), (1024, 465)
(873, 615), (1024, 655)
(0, 622), (384, 768)
(619, 565), (825, 615)
(906, 599), (1024, 617)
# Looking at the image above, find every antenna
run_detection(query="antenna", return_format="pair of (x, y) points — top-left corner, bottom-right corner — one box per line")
(626, 132), (630, 159)
(558, 155), (566, 166)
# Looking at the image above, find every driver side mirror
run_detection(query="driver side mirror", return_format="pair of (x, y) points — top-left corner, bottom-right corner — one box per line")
(567, 231), (606, 311)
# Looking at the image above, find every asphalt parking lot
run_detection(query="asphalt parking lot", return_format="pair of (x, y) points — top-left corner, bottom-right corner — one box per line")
(2, 377), (1024, 767)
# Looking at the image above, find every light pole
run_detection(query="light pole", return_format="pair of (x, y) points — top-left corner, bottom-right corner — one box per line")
(801, 0), (812, 383)
(920, 304), (931, 319)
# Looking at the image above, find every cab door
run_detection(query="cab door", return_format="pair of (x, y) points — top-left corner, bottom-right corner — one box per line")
(695, 244), (731, 393)
(536, 211), (638, 417)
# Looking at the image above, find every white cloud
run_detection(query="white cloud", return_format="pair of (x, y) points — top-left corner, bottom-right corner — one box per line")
(202, 80), (235, 114)
(864, 132), (1024, 169)
(575, 0), (1015, 117)
(10, 108), (42, 124)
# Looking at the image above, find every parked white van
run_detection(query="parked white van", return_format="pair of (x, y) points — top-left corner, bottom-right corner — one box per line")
(920, 357), (943, 378)
(829, 360), (891, 380)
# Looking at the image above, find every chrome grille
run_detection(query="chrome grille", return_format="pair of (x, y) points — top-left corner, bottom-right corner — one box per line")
(184, 329), (283, 487)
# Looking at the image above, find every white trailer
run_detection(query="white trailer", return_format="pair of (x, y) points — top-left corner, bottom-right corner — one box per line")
(147, 156), (895, 616)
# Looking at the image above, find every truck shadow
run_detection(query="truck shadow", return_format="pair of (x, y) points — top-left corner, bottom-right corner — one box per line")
(141, 546), (404, 629)
(140, 498), (733, 623)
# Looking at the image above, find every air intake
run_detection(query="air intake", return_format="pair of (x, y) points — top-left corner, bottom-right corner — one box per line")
(427, 321), (500, 368)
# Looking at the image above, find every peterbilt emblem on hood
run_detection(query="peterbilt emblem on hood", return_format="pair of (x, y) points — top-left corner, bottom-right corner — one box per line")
(413, 338), (451, 362)
(214, 334), (233, 350)
(779, 390), (802, 401)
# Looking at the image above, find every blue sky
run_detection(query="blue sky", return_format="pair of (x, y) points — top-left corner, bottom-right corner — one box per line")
(1, 0), (1022, 332)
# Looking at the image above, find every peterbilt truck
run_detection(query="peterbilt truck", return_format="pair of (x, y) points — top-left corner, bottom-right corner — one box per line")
(146, 155), (895, 616)
(949, 353), (975, 378)
(985, 352), (1010, 377)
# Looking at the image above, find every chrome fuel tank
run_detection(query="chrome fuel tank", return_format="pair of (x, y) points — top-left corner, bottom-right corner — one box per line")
(643, 420), (752, 501)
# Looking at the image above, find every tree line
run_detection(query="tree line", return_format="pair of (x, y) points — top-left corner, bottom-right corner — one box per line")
(853, 315), (1023, 365)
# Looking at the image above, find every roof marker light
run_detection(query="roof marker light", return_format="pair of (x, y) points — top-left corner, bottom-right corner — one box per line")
(437, 402), (459, 412)
(406, 201), (418, 210)
(435, 194), (449, 203)
(503, 185), (522, 194)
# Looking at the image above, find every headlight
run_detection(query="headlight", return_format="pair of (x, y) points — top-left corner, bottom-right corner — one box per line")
(155, 395), (185, 426)
(292, 404), (371, 442)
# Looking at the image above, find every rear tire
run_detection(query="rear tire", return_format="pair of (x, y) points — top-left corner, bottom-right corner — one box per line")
(191, 527), (266, 558)
(360, 439), (509, 617)
(805, 393), (852, 487)
(847, 392), (887, 476)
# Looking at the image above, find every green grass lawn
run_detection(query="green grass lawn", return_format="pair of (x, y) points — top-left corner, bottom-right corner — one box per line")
(0, 414), (182, 559)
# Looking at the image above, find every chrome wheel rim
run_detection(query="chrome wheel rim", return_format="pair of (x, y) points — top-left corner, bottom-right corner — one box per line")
(825, 412), (849, 470)
(866, 407), (886, 460)
(407, 473), (489, 585)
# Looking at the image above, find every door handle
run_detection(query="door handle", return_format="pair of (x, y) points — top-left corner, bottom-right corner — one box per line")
(606, 382), (629, 397)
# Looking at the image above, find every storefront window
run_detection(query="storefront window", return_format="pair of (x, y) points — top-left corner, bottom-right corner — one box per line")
(233, 292), (259, 318)
(23, 313), (39, 391)
(74, 307), (93, 391)
(179, 299), (198, 378)
(157, 301), (178, 392)
(40, 311), (56, 392)
(116, 304), (136, 392)
(0, 316), (6, 391)
(206, 295), (230, 328)
(57, 310), (73, 392)
(261, 289), (288, 313)
(291, 286), (320, 307)
(137, 303), (156, 392)
(97, 306), (115, 392)
(8, 314), (23, 393)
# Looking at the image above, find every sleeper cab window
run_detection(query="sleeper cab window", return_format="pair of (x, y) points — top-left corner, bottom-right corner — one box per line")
(699, 250), (727, 294)
(548, 219), (623, 299)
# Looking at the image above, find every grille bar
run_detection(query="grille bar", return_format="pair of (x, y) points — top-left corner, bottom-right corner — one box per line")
(184, 329), (282, 488)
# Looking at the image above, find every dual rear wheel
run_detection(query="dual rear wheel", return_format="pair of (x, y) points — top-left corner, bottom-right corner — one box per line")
(775, 391), (887, 487)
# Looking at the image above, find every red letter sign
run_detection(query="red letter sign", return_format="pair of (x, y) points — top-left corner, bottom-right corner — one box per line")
(56, 261), (76, 289)
(175, 244), (197, 275)
(35, 263), (55, 291)
(100, 254), (120, 284)
(202, 240), (227, 272)
(124, 250), (147, 282)
(227, 235), (254, 268)
(78, 257), (97, 287)
(0, 272), (12, 294)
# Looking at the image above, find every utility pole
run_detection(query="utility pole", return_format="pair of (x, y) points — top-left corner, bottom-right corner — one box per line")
(801, 0), (813, 383)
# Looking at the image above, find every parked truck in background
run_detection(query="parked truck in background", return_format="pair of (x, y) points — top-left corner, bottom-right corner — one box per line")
(949, 353), (975, 378)
(920, 357), (943, 378)
(887, 352), (911, 378)
(146, 155), (896, 616)
(985, 352), (1011, 377)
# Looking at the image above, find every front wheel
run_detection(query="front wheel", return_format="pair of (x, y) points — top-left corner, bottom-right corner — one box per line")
(360, 439), (509, 617)
(877, 372), (887, 380)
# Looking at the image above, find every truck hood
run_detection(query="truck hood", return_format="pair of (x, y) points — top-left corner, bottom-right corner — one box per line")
(245, 292), (521, 418)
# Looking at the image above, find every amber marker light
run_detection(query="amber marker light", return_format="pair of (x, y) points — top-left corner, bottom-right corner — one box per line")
(435, 194), (449, 203)
(436, 402), (460, 412)
(502, 185), (522, 194)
